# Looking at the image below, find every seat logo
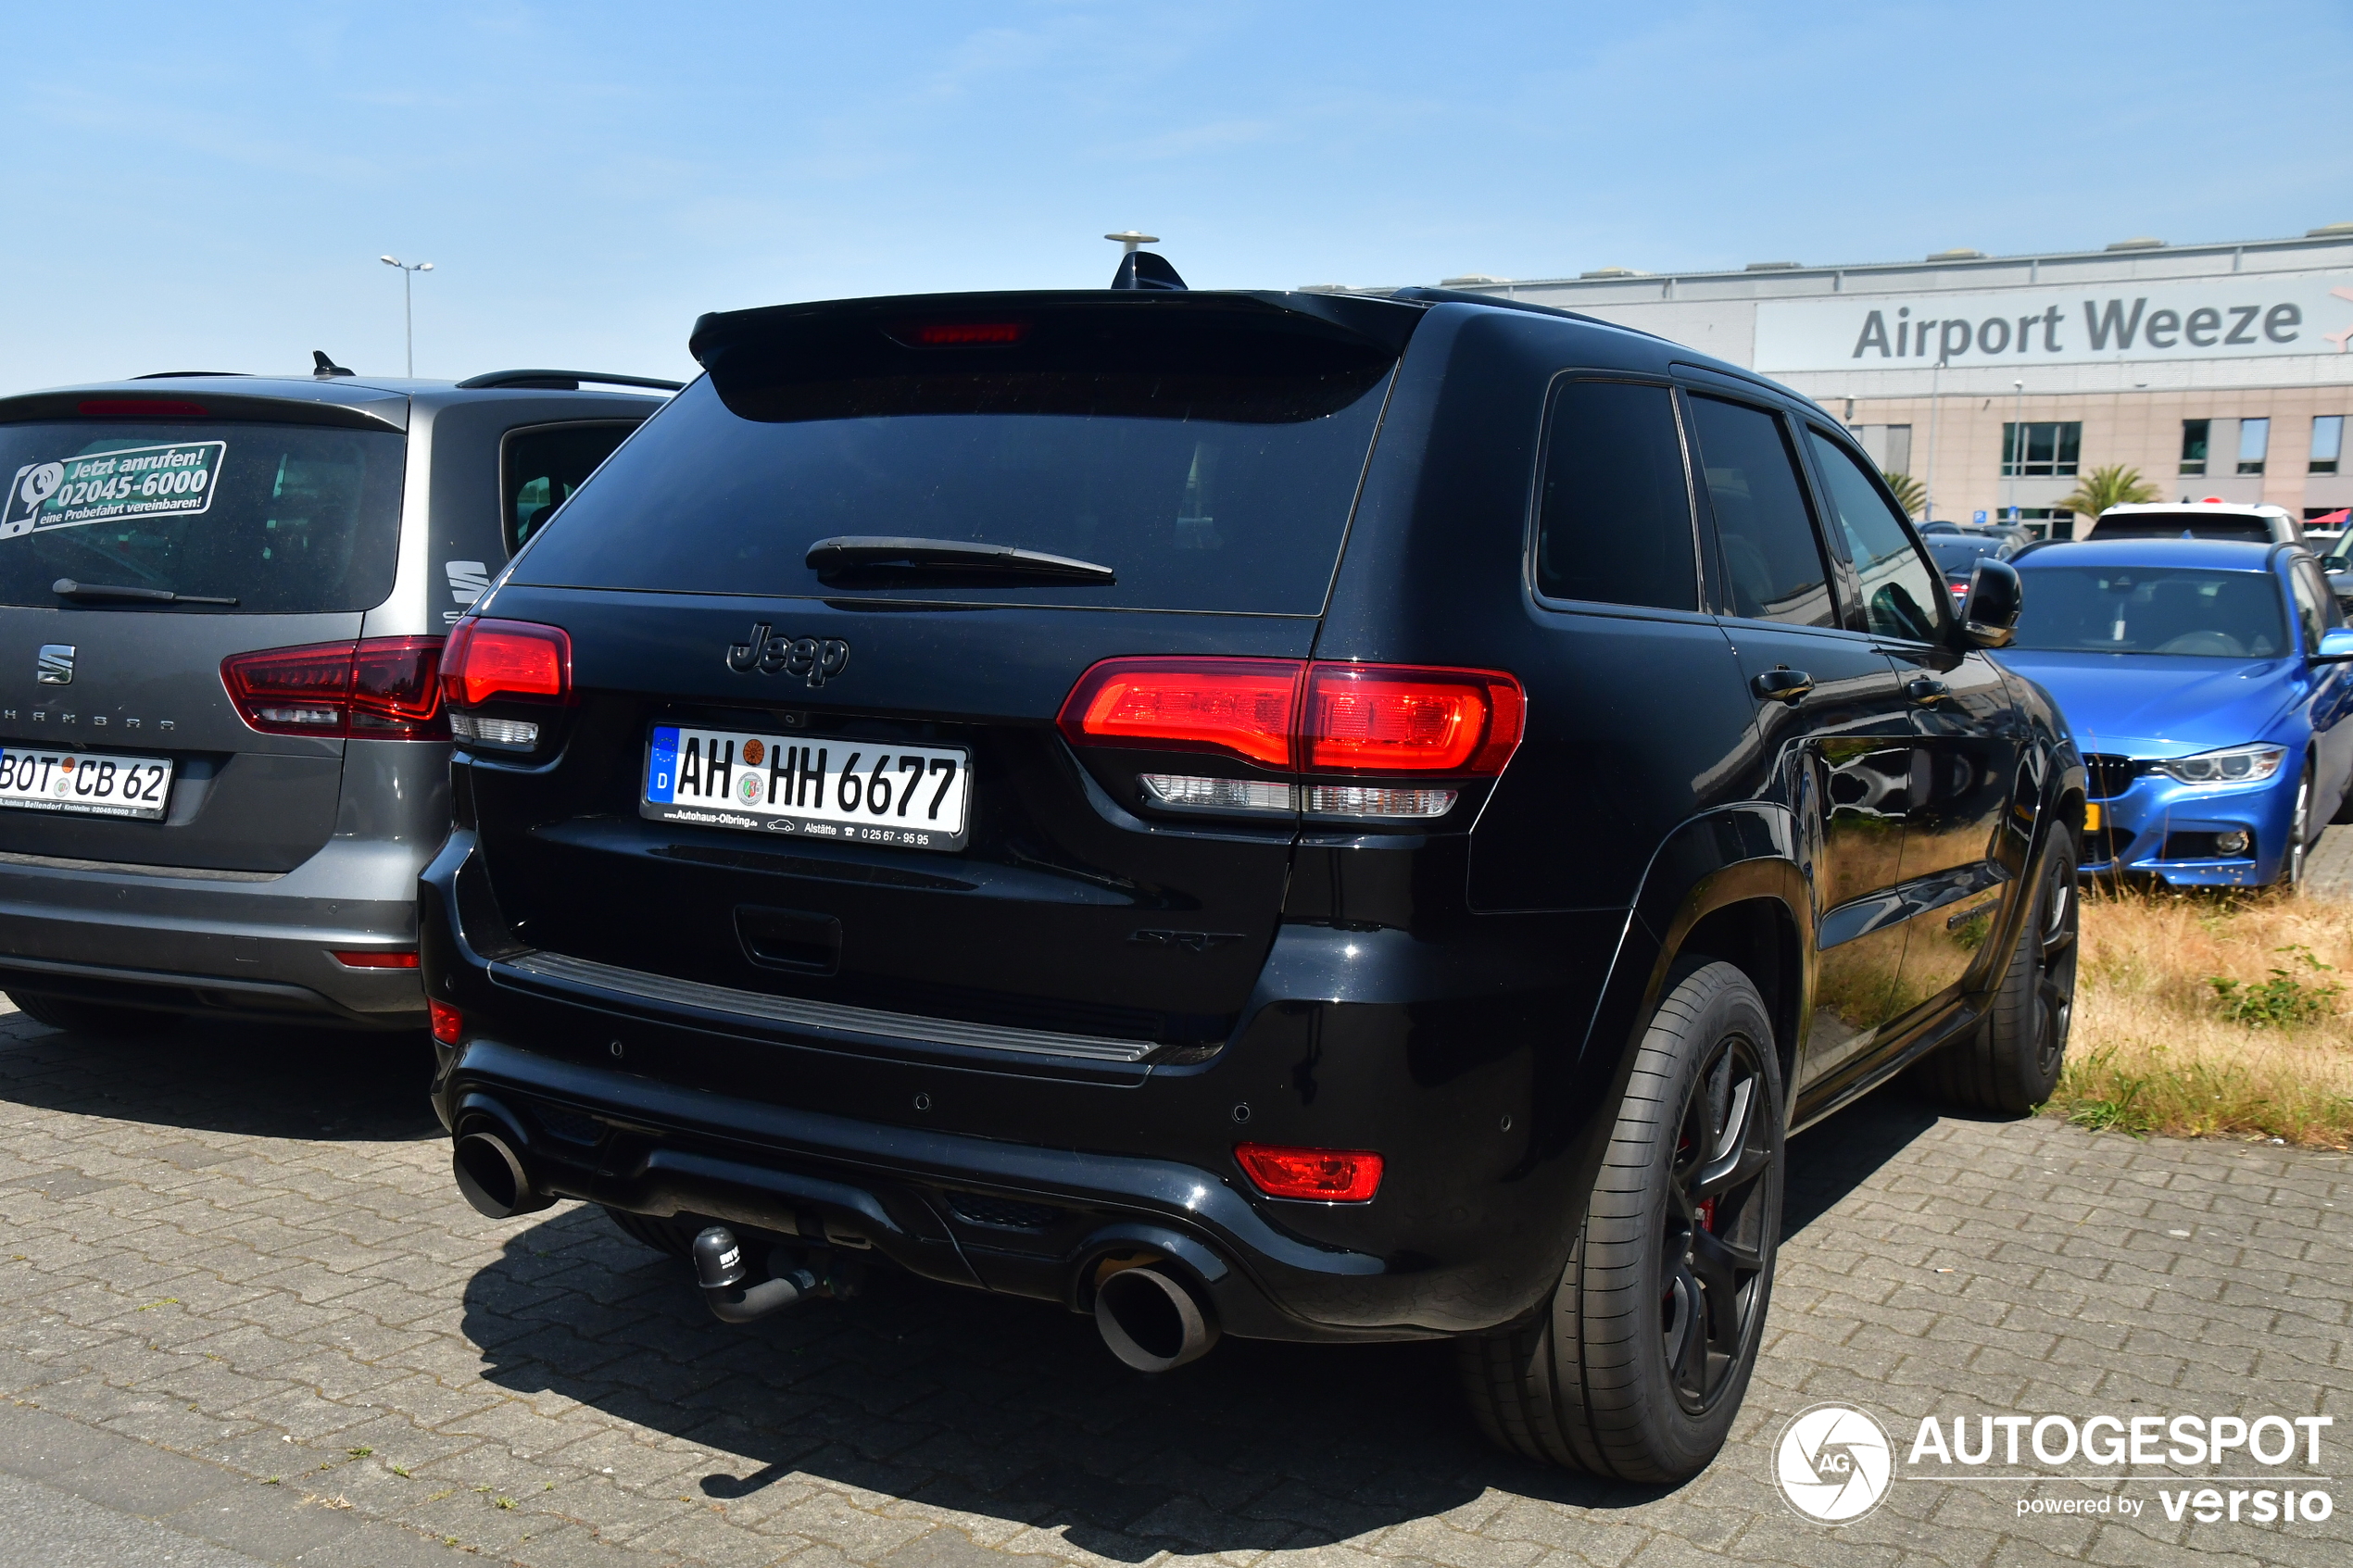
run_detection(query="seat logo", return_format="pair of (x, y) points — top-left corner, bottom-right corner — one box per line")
(725, 623), (850, 687)
(35, 644), (73, 685)
(1774, 1403), (1894, 1524)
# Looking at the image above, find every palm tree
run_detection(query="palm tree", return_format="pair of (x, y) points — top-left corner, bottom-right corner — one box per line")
(1881, 470), (1926, 520)
(2057, 464), (2159, 521)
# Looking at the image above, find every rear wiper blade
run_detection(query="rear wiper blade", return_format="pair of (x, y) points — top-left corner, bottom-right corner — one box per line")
(53, 577), (238, 607)
(804, 536), (1114, 583)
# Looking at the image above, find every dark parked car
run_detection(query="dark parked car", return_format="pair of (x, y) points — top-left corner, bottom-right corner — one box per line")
(0, 362), (671, 1035)
(1926, 534), (2010, 606)
(422, 264), (2084, 1482)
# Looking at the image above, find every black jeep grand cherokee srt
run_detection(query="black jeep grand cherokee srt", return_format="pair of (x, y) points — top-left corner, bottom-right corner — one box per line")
(422, 265), (2082, 1483)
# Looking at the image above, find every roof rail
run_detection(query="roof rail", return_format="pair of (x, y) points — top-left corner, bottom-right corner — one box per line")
(454, 370), (685, 393)
(132, 371), (249, 380)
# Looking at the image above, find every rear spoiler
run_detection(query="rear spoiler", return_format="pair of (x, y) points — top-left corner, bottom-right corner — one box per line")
(689, 288), (1430, 368)
(0, 383), (409, 433)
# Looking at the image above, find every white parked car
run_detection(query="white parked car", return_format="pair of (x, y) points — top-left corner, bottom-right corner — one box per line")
(2080, 501), (2302, 545)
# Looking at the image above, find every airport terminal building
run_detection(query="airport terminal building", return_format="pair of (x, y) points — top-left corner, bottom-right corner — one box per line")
(1414, 226), (2353, 533)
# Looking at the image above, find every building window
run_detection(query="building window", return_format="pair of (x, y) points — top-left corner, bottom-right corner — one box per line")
(2181, 419), (2209, 475)
(2314, 415), (2344, 476)
(2237, 417), (2270, 475)
(2001, 421), (2081, 477)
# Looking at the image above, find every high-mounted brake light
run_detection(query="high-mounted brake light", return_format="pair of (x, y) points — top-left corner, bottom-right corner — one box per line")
(898, 321), (1029, 347)
(1058, 657), (1523, 777)
(1235, 1143), (1384, 1203)
(220, 637), (446, 739)
(440, 618), (573, 708)
(77, 399), (208, 417)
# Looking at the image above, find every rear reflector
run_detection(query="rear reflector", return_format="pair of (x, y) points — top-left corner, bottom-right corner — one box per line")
(220, 636), (446, 739)
(428, 997), (462, 1045)
(441, 618), (572, 709)
(1061, 658), (1523, 776)
(1235, 1143), (1384, 1202)
(333, 950), (420, 969)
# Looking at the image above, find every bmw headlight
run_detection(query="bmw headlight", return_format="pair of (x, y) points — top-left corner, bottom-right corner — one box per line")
(2149, 744), (2287, 785)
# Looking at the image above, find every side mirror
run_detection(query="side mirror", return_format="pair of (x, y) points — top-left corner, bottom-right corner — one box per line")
(2313, 628), (2353, 666)
(1959, 558), (2022, 647)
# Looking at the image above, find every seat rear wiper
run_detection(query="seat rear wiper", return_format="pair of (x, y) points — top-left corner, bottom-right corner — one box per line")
(53, 577), (239, 607)
(805, 536), (1114, 583)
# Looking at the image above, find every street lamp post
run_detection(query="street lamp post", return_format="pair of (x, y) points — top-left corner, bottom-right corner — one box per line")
(378, 256), (434, 377)
(1923, 357), (1946, 522)
(2008, 379), (2026, 532)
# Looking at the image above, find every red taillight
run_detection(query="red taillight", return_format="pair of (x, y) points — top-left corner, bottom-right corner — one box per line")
(1235, 1143), (1384, 1202)
(1059, 658), (1303, 769)
(1302, 664), (1523, 774)
(77, 398), (208, 417)
(440, 618), (572, 709)
(333, 950), (419, 969)
(220, 636), (446, 739)
(1058, 657), (1523, 776)
(428, 997), (462, 1045)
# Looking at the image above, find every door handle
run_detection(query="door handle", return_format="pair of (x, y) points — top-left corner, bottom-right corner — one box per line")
(1752, 667), (1814, 703)
(1906, 677), (1952, 706)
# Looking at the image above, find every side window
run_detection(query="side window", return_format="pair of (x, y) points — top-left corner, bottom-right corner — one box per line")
(1806, 429), (1945, 643)
(2290, 560), (2331, 647)
(1684, 395), (1835, 627)
(501, 422), (639, 556)
(1534, 381), (1697, 611)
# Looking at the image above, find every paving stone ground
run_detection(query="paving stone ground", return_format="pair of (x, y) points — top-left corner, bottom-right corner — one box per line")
(0, 997), (2347, 1568)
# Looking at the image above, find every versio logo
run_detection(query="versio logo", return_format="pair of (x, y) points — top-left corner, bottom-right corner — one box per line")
(1775, 1403), (1894, 1524)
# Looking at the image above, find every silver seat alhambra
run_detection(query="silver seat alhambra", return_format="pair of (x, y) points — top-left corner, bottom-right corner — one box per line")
(0, 361), (670, 1034)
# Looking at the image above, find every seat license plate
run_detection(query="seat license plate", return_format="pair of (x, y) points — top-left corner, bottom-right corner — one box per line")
(0, 746), (174, 821)
(641, 725), (971, 851)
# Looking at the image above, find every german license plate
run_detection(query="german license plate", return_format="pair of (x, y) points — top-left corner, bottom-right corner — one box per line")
(641, 725), (970, 851)
(0, 746), (173, 821)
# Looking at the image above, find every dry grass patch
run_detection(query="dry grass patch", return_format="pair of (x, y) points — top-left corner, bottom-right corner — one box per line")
(2050, 883), (2353, 1148)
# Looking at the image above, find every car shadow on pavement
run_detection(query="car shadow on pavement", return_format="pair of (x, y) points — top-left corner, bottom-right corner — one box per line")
(0, 1014), (442, 1143)
(465, 1205), (1677, 1556)
(1782, 1080), (1990, 1238)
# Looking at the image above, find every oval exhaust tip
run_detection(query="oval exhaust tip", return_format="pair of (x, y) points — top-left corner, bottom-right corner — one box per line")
(451, 1130), (550, 1219)
(1094, 1266), (1218, 1373)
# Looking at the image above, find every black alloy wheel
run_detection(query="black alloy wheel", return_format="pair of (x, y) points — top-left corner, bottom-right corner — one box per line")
(1458, 960), (1785, 1482)
(1659, 1029), (1776, 1415)
(1917, 827), (2079, 1114)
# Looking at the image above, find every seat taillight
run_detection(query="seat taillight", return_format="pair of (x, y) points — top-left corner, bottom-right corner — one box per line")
(220, 637), (447, 740)
(441, 618), (573, 709)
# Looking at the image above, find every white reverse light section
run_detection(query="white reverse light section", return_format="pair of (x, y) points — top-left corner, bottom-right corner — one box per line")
(449, 713), (540, 750)
(1140, 773), (1457, 819)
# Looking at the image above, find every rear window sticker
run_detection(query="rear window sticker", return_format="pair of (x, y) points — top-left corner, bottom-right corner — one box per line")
(3, 441), (227, 540)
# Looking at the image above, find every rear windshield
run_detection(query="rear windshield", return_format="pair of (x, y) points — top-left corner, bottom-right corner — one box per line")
(509, 316), (1396, 615)
(0, 421), (403, 611)
(2090, 513), (2275, 542)
(2011, 565), (2287, 658)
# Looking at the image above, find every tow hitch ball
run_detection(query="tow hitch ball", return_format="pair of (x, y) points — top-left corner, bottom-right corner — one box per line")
(691, 1225), (822, 1324)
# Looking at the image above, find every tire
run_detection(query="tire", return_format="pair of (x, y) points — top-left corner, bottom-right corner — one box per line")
(5, 991), (181, 1037)
(1458, 960), (1785, 1483)
(601, 1206), (697, 1257)
(1916, 828), (2079, 1114)
(2278, 767), (2313, 887)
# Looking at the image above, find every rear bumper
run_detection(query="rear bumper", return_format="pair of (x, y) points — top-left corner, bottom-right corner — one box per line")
(0, 838), (430, 1027)
(422, 828), (1628, 1342)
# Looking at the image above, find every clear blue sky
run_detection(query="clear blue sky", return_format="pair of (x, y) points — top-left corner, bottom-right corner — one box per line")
(4, 1), (2347, 393)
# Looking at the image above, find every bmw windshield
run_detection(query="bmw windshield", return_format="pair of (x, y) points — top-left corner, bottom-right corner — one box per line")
(2009, 565), (2287, 658)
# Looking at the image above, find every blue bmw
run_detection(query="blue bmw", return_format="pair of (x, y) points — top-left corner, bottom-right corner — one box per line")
(1999, 538), (2353, 886)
